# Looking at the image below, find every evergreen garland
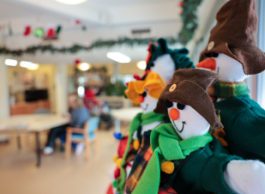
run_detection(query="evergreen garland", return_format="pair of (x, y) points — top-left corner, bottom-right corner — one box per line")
(2, 1), (202, 56)
(178, 0), (203, 45)
(1, 37), (179, 57)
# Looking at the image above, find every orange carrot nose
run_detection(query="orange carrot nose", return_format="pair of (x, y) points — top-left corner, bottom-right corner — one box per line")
(139, 95), (144, 103)
(169, 108), (179, 121)
(196, 58), (216, 71)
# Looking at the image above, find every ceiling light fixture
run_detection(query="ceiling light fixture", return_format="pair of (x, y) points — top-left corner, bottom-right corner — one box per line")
(137, 61), (147, 70)
(5, 59), (17, 66)
(107, 52), (131, 63)
(54, 0), (87, 5)
(20, 61), (39, 70)
(77, 63), (90, 71)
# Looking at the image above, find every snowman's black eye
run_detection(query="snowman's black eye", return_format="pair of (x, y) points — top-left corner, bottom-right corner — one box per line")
(205, 52), (219, 58)
(177, 103), (185, 110)
(141, 91), (147, 97)
(212, 53), (219, 58)
(150, 62), (154, 67)
(205, 53), (211, 58)
(165, 100), (173, 108)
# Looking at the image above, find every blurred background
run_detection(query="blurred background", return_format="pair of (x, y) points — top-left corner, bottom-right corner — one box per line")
(0, 0), (264, 193)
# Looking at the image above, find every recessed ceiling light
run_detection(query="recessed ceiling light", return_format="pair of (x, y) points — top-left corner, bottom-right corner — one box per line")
(107, 52), (131, 63)
(77, 63), (90, 71)
(137, 61), (147, 70)
(5, 59), (17, 66)
(55, 0), (87, 5)
(20, 61), (39, 70)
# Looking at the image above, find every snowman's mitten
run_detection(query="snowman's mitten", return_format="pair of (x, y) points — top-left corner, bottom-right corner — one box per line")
(224, 160), (265, 194)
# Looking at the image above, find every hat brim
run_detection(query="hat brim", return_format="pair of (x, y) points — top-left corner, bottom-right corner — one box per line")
(125, 72), (166, 104)
(199, 42), (265, 75)
(154, 80), (223, 129)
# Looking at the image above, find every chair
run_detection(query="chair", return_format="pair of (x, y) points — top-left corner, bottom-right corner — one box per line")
(65, 117), (100, 160)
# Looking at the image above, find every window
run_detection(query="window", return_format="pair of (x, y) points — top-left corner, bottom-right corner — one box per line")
(257, 0), (265, 108)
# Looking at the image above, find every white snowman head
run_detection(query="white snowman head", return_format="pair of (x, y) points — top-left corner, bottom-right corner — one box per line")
(150, 54), (175, 84)
(165, 100), (210, 140)
(197, 53), (249, 82)
(139, 90), (159, 114)
(154, 69), (223, 140)
(145, 38), (194, 84)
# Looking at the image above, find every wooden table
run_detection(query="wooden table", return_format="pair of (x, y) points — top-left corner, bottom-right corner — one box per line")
(0, 114), (69, 167)
(111, 108), (142, 132)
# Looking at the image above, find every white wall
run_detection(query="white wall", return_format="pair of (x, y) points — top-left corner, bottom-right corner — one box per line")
(0, 57), (10, 119)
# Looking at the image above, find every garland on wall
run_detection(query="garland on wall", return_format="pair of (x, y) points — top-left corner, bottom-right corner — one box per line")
(178, 0), (203, 45)
(2, 1), (202, 56)
(0, 37), (179, 57)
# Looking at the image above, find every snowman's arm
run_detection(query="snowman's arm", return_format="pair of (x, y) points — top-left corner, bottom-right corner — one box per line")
(231, 109), (265, 159)
(224, 160), (265, 194)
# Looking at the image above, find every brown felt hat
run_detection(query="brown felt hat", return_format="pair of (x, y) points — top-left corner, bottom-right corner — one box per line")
(199, 0), (265, 75)
(154, 69), (223, 129)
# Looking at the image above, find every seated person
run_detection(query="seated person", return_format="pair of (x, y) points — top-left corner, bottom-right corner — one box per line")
(43, 94), (90, 155)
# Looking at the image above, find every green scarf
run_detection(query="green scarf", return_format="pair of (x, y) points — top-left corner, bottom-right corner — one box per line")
(209, 81), (249, 99)
(117, 111), (167, 194)
(132, 123), (213, 194)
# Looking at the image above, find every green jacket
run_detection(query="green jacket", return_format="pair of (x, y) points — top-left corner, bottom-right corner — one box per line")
(132, 123), (241, 194)
(214, 94), (265, 162)
(169, 137), (240, 194)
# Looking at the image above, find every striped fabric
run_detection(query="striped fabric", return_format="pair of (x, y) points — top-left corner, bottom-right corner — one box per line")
(126, 132), (152, 194)
(208, 81), (249, 99)
(125, 132), (177, 194)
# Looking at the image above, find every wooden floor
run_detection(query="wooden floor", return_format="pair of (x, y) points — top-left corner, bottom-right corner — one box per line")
(0, 128), (121, 194)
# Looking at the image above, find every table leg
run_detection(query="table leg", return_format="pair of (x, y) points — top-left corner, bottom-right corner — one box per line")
(35, 132), (41, 167)
(17, 135), (21, 150)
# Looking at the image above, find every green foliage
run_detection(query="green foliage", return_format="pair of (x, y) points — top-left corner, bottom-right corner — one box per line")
(178, 0), (203, 45)
(105, 81), (127, 96)
(0, 37), (181, 57)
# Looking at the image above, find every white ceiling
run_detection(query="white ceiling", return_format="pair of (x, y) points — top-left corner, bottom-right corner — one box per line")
(87, 0), (175, 8)
(0, 0), (66, 21)
(0, 0), (224, 65)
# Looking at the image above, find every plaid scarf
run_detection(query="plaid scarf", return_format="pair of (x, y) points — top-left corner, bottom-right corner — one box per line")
(208, 81), (249, 100)
(117, 112), (167, 194)
(126, 132), (153, 194)
(126, 132), (178, 194)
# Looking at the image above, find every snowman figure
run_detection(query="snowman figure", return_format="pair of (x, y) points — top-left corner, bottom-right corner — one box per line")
(197, 0), (265, 162)
(132, 69), (265, 194)
(125, 40), (196, 194)
(112, 72), (168, 194)
(145, 38), (194, 84)
(107, 135), (134, 194)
